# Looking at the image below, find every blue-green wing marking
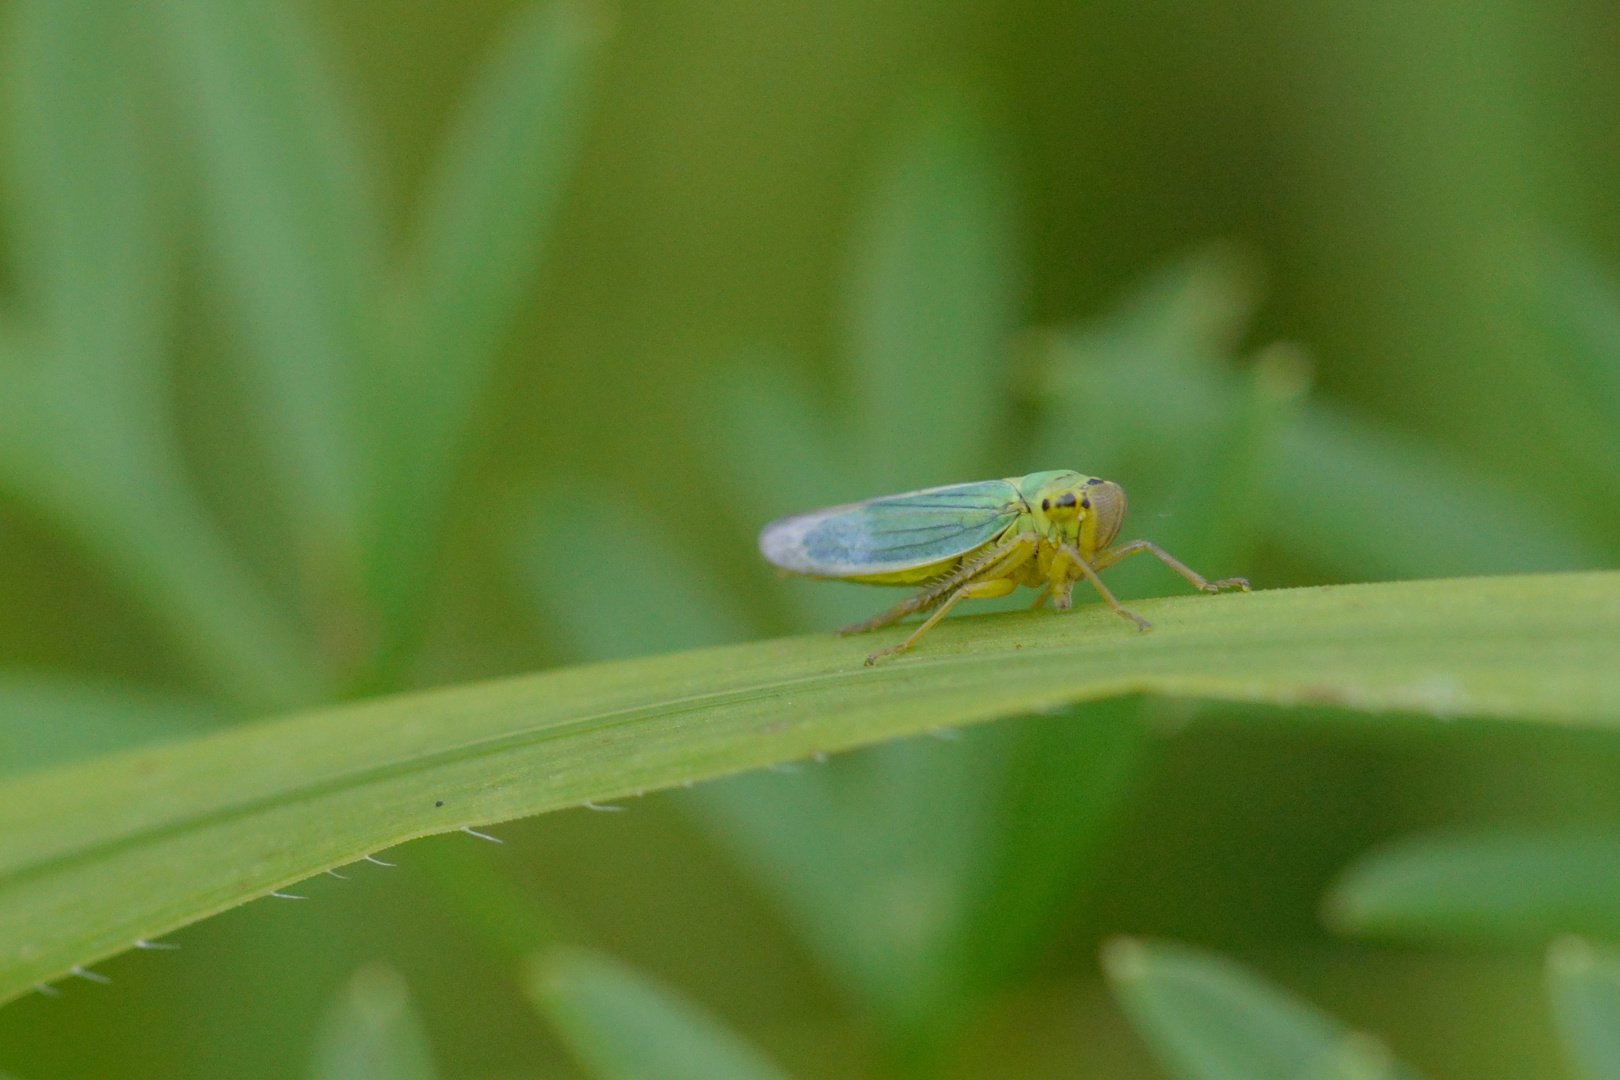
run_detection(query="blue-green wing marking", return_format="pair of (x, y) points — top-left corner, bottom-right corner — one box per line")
(759, 479), (1024, 578)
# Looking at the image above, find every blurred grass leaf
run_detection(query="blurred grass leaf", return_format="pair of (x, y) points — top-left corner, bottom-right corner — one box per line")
(1022, 245), (1263, 488)
(1025, 248), (1599, 589)
(310, 964), (439, 1080)
(1548, 937), (1620, 1080)
(410, 836), (569, 961)
(1507, 236), (1620, 540)
(519, 475), (752, 662)
(1526, 243), (1620, 422)
(1275, 404), (1603, 581)
(1103, 937), (1423, 1080)
(371, 1), (609, 673)
(527, 947), (794, 1080)
(1324, 831), (1620, 945)
(393, 0), (608, 498)
(846, 89), (1020, 490)
(2, 569), (1616, 1004)
(693, 702), (1144, 1045)
(0, 0), (317, 708)
(0, 674), (214, 777)
(151, 0), (383, 581)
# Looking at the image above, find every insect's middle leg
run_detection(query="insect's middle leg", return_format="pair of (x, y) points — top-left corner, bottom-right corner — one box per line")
(1091, 539), (1250, 593)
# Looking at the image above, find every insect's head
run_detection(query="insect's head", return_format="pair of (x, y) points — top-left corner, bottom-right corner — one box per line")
(1038, 475), (1128, 554)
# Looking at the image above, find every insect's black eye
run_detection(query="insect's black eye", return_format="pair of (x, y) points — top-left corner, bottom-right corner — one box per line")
(1058, 492), (1077, 508)
(1040, 498), (1051, 511)
(1081, 498), (1091, 509)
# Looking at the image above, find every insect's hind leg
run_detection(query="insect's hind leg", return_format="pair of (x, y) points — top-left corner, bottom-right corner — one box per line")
(840, 531), (1038, 637)
(1092, 539), (1250, 593)
(839, 592), (931, 637)
(864, 577), (1018, 665)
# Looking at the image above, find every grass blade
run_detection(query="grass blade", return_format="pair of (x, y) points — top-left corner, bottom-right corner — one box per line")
(1549, 937), (1620, 1080)
(1025, 249), (1598, 584)
(846, 89), (1019, 490)
(527, 947), (794, 1080)
(695, 702), (1145, 1046)
(149, 0), (382, 598)
(0, 0), (319, 708)
(372, 1), (609, 667)
(1325, 831), (1620, 944)
(1275, 405), (1603, 580)
(401, 0), (609, 462)
(0, 570), (1617, 1003)
(1103, 937), (1422, 1080)
(2, 0), (164, 379)
(310, 964), (439, 1080)
(519, 477), (751, 662)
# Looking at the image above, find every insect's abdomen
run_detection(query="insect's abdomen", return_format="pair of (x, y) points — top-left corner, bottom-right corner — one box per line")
(832, 555), (963, 586)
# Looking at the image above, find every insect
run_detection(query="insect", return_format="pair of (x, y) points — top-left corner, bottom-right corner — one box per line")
(759, 470), (1249, 664)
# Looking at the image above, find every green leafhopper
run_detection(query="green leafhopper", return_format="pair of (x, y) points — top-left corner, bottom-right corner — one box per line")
(760, 470), (1249, 664)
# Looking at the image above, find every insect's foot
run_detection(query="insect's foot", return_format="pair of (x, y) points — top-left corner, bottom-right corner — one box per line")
(1116, 608), (1151, 632)
(865, 643), (909, 665)
(1205, 576), (1250, 593)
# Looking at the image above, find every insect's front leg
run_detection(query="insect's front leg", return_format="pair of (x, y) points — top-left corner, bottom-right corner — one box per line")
(1055, 543), (1149, 631)
(1091, 540), (1250, 593)
(1030, 569), (1074, 610)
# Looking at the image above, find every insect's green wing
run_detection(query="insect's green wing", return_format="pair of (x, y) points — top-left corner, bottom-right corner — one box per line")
(759, 479), (1025, 579)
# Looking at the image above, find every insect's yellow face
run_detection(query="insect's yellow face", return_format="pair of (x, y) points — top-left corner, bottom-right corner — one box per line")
(1035, 476), (1128, 557)
(1036, 484), (1083, 525)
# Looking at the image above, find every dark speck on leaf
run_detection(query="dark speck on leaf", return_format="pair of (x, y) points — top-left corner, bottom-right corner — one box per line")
(435, 800), (444, 807)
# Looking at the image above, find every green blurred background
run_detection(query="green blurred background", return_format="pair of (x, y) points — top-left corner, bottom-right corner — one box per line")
(1, 0), (1619, 1077)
